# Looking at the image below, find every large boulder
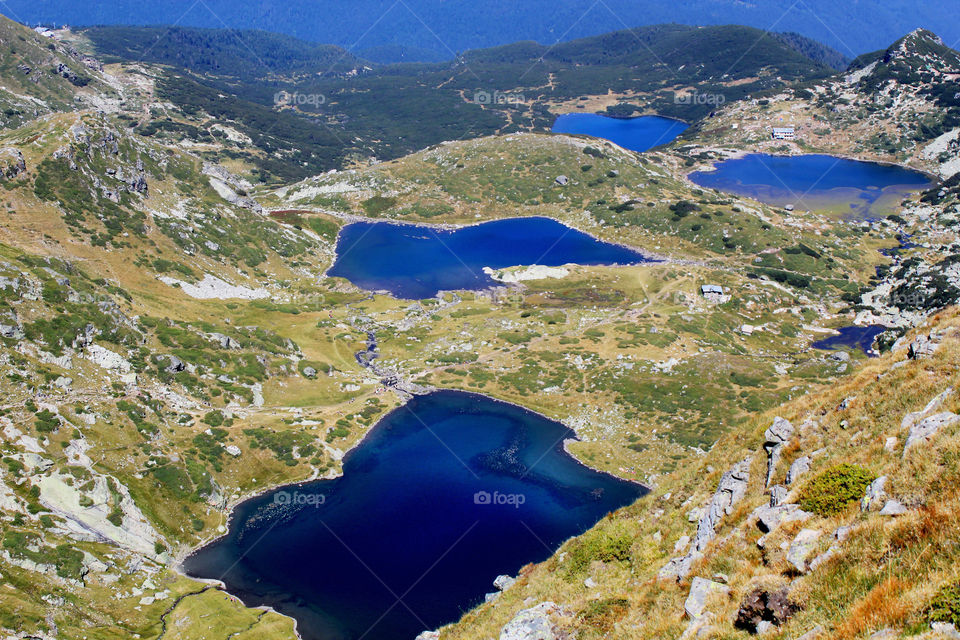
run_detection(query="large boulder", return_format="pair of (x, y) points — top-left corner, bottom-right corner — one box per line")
(786, 529), (821, 573)
(879, 500), (908, 516)
(0, 323), (24, 340)
(685, 577), (729, 619)
(209, 332), (241, 349)
(786, 456), (811, 486)
(494, 574), (516, 591)
(735, 586), (799, 633)
(499, 602), (568, 640)
(904, 412), (960, 453)
(163, 354), (186, 373)
(752, 503), (811, 534)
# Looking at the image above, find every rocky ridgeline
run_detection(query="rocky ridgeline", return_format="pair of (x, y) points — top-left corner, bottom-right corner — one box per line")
(855, 194), (960, 334)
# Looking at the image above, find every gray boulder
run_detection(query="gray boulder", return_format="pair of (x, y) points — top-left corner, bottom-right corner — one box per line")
(694, 457), (752, 553)
(0, 323), (24, 340)
(210, 332), (240, 349)
(786, 456), (811, 485)
(163, 355), (185, 373)
(809, 526), (853, 571)
(879, 500), (908, 516)
(901, 387), (953, 432)
(786, 528), (821, 573)
(904, 412), (960, 454)
(129, 173), (148, 195)
(684, 577), (729, 619)
(931, 622), (960, 639)
(908, 332), (943, 360)
(493, 574), (516, 591)
(861, 476), (887, 512)
(302, 366), (318, 379)
(753, 503), (811, 534)
(499, 602), (566, 640)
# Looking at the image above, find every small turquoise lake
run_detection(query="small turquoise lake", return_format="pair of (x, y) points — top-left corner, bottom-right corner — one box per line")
(327, 216), (651, 299)
(184, 390), (645, 640)
(688, 153), (932, 218)
(552, 113), (689, 152)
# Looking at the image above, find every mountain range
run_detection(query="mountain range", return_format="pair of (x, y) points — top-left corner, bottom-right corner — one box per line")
(9, 0), (960, 62)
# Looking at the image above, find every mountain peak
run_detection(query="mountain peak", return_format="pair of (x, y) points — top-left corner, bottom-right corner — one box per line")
(885, 27), (960, 69)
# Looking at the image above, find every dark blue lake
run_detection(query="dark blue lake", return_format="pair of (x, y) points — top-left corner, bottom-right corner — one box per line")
(812, 325), (887, 355)
(184, 390), (645, 640)
(689, 154), (932, 219)
(552, 113), (689, 152)
(327, 216), (650, 299)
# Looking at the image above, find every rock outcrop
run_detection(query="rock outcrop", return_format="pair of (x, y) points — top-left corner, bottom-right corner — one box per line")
(660, 458), (752, 580)
(0, 148), (26, 179)
(202, 162), (263, 213)
(907, 331), (945, 360)
(499, 602), (568, 640)
(763, 418), (793, 487)
(735, 586), (798, 633)
(38, 472), (160, 557)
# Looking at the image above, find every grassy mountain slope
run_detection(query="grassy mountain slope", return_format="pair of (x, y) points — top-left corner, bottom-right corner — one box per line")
(0, 15), (114, 129)
(433, 308), (960, 639)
